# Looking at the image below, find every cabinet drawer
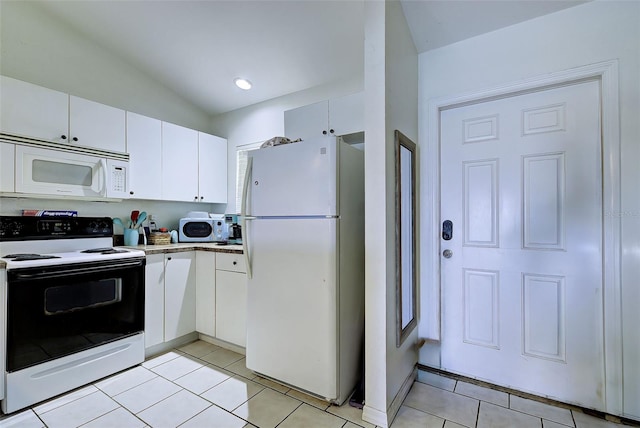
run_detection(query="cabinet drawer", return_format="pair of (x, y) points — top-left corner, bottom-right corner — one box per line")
(216, 253), (245, 273)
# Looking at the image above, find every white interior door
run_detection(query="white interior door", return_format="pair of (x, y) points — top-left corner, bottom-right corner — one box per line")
(439, 80), (605, 409)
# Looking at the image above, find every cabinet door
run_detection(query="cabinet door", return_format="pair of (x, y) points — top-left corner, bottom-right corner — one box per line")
(164, 252), (196, 341)
(198, 132), (227, 203)
(0, 76), (68, 143)
(284, 100), (328, 140)
(328, 92), (364, 136)
(69, 96), (126, 152)
(0, 270), (4, 400)
(215, 270), (247, 347)
(195, 251), (216, 336)
(161, 122), (198, 202)
(145, 253), (165, 349)
(0, 143), (15, 192)
(126, 112), (162, 200)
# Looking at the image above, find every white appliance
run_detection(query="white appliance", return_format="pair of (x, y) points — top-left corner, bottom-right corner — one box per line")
(10, 138), (129, 199)
(0, 216), (146, 414)
(242, 136), (364, 404)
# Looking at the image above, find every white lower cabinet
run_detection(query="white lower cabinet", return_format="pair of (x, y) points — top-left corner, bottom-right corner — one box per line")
(164, 252), (196, 341)
(145, 254), (165, 348)
(145, 250), (245, 349)
(1, 269), (6, 401)
(144, 252), (196, 348)
(195, 251), (216, 337)
(215, 253), (247, 347)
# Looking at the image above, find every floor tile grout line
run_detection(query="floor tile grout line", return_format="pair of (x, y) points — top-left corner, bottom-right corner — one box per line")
(272, 400), (303, 428)
(541, 416), (575, 428)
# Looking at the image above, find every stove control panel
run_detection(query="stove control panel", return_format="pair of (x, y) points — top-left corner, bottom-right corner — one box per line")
(0, 216), (114, 241)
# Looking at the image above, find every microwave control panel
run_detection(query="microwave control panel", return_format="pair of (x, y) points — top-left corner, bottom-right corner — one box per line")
(111, 166), (126, 193)
(106, 159), (130, 199)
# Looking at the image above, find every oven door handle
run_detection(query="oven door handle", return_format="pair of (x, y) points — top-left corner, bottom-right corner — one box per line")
(10, 259), (145, 281)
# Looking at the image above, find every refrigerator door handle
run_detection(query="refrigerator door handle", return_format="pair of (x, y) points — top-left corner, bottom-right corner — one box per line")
(241, 156), (253, 279)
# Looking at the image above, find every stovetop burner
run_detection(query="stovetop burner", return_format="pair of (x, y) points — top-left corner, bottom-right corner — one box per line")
(3, 253), (62, 261)
(81, 247), (129, 255)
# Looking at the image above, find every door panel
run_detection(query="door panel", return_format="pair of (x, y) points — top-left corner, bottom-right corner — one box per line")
(249, 138), (337, 217)
(245, 217), (338, 398)
(440, 80), (604, 409)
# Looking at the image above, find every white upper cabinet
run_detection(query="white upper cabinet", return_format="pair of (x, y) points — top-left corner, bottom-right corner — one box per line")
(284, 92), (364, 140)
(162, 122), (199, 202)
(284, 100), (328, 140)
(328, 92), (364, 137)
(1, 76), (68, 143)
(198, 132), (227, 203)
(161, 123), (228, 203)
(69, 96), (126, 152)
(126, 112), (162, 200)
(0, 76), (126, 152)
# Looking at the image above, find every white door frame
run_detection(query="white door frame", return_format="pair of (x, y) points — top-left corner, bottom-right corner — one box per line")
(422, 60), (622, 415)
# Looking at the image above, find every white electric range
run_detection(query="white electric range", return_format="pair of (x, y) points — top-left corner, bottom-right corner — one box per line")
(0, 216), (146, 414)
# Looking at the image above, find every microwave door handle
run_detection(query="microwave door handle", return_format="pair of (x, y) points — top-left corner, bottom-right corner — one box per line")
(241, 156), (253, 279)
(99, 159), (108, 197)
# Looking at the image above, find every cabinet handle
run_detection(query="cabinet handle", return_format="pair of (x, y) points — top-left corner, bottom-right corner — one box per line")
(167, 257), (172, 261)
(200, 196), (204, 200)
(72, 137), (78, 142)
(194, 196), (198, 201)
(61, 135), (67, 140)
(129, 191), (134, 195)
(329, 129), (335, 134)
(322, 130), (327, 135)
(232, 261), (237, 265)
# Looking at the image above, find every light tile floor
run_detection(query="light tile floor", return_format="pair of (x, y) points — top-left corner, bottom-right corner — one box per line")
(0, 340), (636, 428)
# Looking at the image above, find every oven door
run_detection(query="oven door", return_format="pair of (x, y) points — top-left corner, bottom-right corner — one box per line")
(6, 257), (145, 372)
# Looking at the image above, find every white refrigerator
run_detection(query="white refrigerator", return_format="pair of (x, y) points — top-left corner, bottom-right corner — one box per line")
(242, 136), (364, 404)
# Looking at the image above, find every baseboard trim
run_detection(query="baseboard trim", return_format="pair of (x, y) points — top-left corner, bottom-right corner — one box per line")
(363, 366), (418, 428)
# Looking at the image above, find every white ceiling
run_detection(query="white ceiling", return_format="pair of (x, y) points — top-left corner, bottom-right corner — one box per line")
(34, 0), (587, 117)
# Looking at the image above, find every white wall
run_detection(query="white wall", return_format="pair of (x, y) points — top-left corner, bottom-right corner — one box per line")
(0, 197), (224, 236)
(0, 1), (227, 224)
(417, 0), (640, 419)
(362, 1), (418, 426)
(383, 0), (419, 414)
(210, 77), (363, 213)
(0, 1), (210, 132)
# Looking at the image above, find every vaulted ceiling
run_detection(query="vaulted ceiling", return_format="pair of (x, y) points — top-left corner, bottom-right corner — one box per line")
(28, 1), (587, 117)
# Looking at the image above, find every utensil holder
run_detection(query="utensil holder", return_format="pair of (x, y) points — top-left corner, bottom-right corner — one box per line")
(124, 228), (139, 246)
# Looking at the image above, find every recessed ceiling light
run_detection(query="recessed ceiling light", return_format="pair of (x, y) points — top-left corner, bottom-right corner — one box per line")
(234, 78), (252, 90)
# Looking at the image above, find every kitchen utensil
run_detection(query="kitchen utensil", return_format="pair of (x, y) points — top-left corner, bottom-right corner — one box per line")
(113, 218), (124, 227)
(130, 210), (140, 227)
(134, 211), (147, 228)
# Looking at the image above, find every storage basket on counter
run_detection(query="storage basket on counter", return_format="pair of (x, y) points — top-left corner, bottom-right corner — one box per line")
(148, 232), (171, 245)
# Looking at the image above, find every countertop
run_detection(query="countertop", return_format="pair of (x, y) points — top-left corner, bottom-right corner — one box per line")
(120, 242), (244, 255)
(0, 243), (243, 270)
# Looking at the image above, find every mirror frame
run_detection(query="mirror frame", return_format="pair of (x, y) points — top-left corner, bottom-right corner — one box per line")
(395, 130), (417, 347)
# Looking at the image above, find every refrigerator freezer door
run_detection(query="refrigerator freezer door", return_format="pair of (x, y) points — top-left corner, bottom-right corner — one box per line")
(249, 137), (337, 217)
(245, 217), (338, 399)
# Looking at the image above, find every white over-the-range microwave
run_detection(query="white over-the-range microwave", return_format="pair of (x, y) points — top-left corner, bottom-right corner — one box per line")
(9, 141), (130, 199)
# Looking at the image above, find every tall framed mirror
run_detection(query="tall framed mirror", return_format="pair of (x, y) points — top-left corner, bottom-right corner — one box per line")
(395, 130), (417, 347)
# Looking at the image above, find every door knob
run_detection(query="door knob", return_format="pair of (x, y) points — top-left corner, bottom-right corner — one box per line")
(443, 249), (453, 258)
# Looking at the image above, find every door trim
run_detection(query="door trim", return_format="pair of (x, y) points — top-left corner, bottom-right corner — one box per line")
(421, 60), (621, 414)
